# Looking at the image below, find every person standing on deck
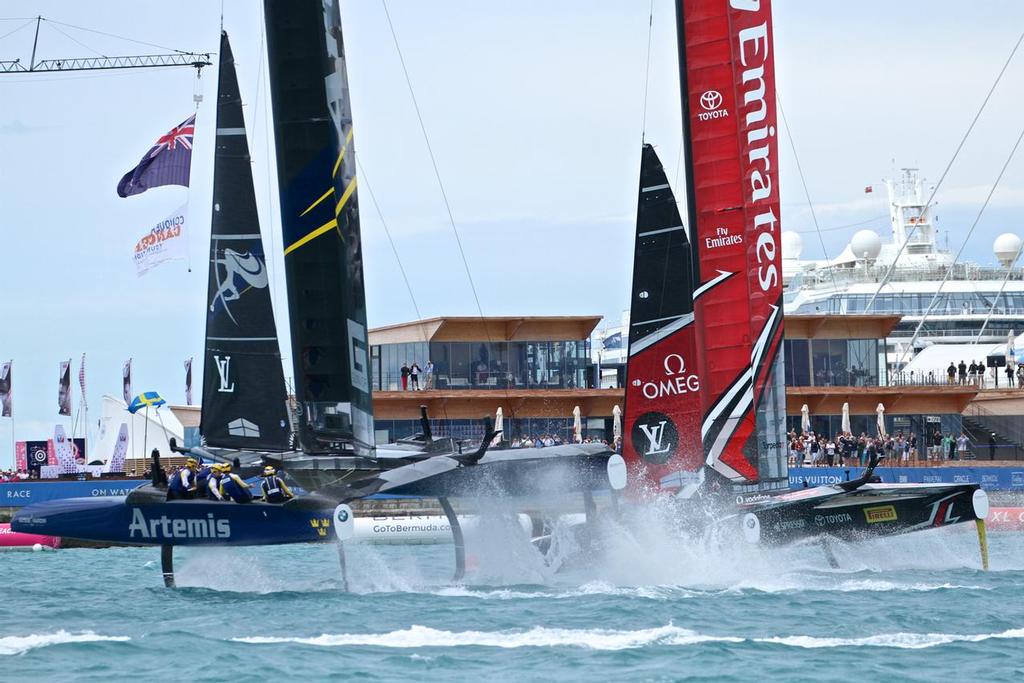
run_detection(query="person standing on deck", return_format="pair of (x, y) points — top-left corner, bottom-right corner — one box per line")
(947, 362), (957, 385)
(400, 362), (410, 391)
(409, 361), (421, 390)
(958, 360), (968, 385)
(990, 432), (997, 460)
(425, 360), (435, 389)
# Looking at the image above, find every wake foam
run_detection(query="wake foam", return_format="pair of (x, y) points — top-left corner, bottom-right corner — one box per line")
(233, 625), (1024, 651)
(760, 628), (1024, 649)
(0, 631), (130, 656)
(233, 624), (737, 650)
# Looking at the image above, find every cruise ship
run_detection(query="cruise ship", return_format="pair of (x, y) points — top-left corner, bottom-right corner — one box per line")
(593, 168), (1024, 378)
(782, 168), (1024, 358)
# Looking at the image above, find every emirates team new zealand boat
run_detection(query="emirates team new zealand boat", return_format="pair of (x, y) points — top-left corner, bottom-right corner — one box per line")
(616, 0), (988, 566)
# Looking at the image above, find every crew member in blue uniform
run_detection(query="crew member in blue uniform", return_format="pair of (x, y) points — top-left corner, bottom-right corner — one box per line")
(219, 463), (253, 503)
(259, 466), (294, 504)
(207, 464), (227, 501)
(194, 461), (213, 495)
(166, 458), (198, 501)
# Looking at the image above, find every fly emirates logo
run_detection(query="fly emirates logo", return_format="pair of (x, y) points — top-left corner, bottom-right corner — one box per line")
(732, 0), (779, 294)
(128, 509), (231, 540)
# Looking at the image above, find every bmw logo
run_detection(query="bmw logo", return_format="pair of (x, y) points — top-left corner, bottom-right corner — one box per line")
(336, 509), (349, 523)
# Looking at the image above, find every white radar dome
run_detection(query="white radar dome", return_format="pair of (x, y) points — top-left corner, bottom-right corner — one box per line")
(850, 229), (882, 260)
(993, 233), (1023, 267)
(781, 231), (803, 259)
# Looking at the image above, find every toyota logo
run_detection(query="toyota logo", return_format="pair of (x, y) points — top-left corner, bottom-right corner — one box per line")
(700, 90), (722, 111)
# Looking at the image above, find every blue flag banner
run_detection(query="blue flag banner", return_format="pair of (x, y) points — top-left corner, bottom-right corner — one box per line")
(117, 114), (195, 197)
(128, 392), (166, 414)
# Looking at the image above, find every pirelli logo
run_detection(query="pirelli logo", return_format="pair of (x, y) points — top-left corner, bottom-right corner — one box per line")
(864, 505), (898, 523)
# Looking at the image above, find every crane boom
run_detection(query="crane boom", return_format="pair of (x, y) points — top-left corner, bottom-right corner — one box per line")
(1, 53), (211, 73)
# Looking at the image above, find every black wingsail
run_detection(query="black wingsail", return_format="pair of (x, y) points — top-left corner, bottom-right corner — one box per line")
(264, 0), (374, 454)
(200, 31), (291, 451)
(620, 144), (704, 493)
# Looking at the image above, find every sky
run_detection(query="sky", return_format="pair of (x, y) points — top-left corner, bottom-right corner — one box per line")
(2, 0), (1024, 466)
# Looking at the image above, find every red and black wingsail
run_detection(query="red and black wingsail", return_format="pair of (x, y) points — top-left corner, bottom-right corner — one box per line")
(622, 144), (704, 496)
(676, 0), (787, 488)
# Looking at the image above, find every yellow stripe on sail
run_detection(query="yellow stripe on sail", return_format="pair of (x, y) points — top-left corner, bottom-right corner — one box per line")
(299, 187), (334, 217)
(334, 176), (357, 217)
(284, 218), (338, 256)
(333, 127), (354, 178)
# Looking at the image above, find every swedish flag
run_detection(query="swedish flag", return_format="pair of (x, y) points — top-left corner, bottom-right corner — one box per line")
(128, 391), (166, 414)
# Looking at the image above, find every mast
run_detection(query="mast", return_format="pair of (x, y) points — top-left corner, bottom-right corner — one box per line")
(676, 0), (787, 490)
(621, 144), (704, 495)
(200, 31), (291, 451)
(263, 0), (374, 454)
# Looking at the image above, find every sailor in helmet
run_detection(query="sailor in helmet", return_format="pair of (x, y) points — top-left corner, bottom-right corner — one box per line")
(259, 466), (294, 504)
(194, 460), (214, 495)
(166, 458), (198, 501)
(219, 462), (253, 503)
(207, 464), (228, 501)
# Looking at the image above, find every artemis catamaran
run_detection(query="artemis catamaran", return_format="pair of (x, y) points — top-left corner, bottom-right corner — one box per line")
(14, 0), (990, 584)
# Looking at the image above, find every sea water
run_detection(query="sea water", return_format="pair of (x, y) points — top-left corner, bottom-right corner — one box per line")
(2, 522), (1023, 682)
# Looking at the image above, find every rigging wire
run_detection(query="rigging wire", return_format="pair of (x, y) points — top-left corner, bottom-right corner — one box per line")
(380, 0), (514, 434)
(865, 27), (1024, 313)
(0, 17), (34, 43)
(42, 17), (191, 54)
(45, 20), (107, 58)
(354, 153), (425, 324)
(778, 98), (841, 291)
(792, 214), (887, 235)
(379, 0), (486, 323)
(896, 123), (1024, 367)
(639, 0), (655, 143)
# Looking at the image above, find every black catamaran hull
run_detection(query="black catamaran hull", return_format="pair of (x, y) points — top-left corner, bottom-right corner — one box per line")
(737, 483), (989, 546)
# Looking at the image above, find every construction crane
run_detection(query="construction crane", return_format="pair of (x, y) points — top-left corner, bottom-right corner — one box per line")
(0, 16), (211, 75)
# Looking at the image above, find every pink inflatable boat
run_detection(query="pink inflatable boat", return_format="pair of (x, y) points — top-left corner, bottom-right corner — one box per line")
(0, 523), (60, 550)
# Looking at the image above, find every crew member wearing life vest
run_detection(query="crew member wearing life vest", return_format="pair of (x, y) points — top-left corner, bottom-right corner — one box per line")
(207, 464), (227, 501)
(219, 463), (253, 503)
(167, 458), (198, 501)
(195, 461), (213, 495)
(259, 466), (294, 504)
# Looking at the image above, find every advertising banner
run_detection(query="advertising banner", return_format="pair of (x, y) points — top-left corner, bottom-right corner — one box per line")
(790, 467), (1024, 491)
(133, 205), (187, 277)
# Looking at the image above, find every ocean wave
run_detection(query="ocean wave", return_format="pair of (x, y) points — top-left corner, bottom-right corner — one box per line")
(0, 631), (130, 656)
(758, 628), (1024, 649)
(233, 624), (739, 650)
(233, 625), (1024, 651)
(434, 581), (693, 601)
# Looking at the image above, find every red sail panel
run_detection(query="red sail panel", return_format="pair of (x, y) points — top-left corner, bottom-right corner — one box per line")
(622, 145), (704, 497)
(678, 0), (785, 484)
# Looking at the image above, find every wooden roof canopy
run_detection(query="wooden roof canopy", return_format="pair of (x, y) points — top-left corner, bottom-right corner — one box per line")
(369, 316), (603, 345)
(785, 314), (903, 340)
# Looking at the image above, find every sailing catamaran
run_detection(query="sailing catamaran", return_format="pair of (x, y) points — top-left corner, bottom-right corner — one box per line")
(619, 0), (988, 564)
(14, 0), (990, 584)
(12, 4), (623, 586)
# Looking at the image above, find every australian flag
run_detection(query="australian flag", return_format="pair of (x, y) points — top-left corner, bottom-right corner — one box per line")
(117, 114), (195, 197)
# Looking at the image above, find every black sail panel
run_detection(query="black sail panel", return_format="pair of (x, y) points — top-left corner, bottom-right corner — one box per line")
(200, 31), (291, 451)
(621, 144), (704, 493)
(264, 0), (374, 453)
(628, 144), (694, 342)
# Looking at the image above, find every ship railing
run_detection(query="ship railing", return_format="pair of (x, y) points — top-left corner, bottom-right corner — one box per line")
(795, 263), (1024, 291)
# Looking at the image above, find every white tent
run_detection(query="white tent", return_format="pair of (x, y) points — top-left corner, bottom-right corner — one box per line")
(612, 404), (622, 443)
(876, 403), (887, 438)
(800, 404), (811, 433)
(95, 394), (183, 464)
(572, 405), (582, 443)
(841, 402), (851, 434)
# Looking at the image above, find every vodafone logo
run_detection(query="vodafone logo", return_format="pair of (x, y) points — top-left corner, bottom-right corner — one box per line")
(700, 90), (722, 110)
(697, 90), (729, 122)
